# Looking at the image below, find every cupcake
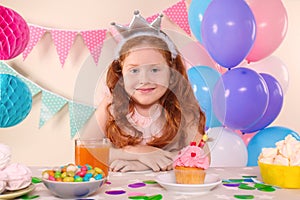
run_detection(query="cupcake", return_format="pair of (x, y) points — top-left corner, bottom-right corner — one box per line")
(173, 141), (209, 184)
(3, 163), (32, 191)
(0, 143), (11, 170)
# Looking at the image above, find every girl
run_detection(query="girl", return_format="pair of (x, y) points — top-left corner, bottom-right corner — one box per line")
(94, 12), (206, 172)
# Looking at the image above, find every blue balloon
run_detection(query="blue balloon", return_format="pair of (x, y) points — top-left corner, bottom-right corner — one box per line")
(201, 0), (256, 68)
(212, 68), (269, 130)
(187, 66), (222, 128)
(242, 73), (284, 133)
(188, 0), (212, 43)
(0, 74), (32, 127)
(247, 126), (300, 166)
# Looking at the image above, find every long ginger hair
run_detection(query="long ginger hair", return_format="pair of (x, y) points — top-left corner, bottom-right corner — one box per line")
(104, 35), (206, 148)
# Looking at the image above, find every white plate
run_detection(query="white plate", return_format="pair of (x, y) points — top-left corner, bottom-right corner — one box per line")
(155, 172), (221, 195)
(0, 184), (35, 199)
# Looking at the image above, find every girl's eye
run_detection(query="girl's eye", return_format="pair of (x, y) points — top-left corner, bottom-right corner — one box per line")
(151, 68), (160, 73)
(130, 68), (139, 73)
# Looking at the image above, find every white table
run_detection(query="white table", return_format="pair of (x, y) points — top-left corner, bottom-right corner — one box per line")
(27, 166), (300, 200)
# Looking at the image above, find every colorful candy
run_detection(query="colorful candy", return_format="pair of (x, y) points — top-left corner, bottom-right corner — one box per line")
(42, 164), (105, 182)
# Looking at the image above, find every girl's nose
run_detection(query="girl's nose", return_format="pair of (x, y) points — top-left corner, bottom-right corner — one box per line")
(139, 70), (150, 84)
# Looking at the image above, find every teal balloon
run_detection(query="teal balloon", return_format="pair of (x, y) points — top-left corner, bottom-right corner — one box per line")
(188, 0), (212, 43)
(0, 74), (32, 127)
(187, 66), (222, 128)
(247, 126), (300, 166)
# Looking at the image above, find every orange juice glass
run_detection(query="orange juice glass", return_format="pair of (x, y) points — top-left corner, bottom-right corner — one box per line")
(75, 138), (110, 176)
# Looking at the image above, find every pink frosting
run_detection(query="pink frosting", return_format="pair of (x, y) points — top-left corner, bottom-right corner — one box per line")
(0, 144), (11, 170)
(3, 163), (32, 191)
(173, 144), (209, 169)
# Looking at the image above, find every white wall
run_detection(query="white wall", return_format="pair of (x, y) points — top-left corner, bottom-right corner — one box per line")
(0, 0), (299, 166)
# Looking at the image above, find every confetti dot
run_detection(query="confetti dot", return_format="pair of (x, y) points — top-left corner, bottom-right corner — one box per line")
(148, 194), (163, 200)
(128, 196), (149, 200)
(143, 180), (158, 184)
(257, 186), (276, 192)
(31, 177), (42, 183)
(105, 190), (126, 195)
(234, 195), (255, 199)
(128, 192), (146, 197)
(229, 179), (245, 182)
(128, 182), (146, 188)
(223, 183), (240, 187)
(238, 184), (256, 190)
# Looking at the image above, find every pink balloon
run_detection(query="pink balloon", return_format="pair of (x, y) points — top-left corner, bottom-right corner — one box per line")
(0, 6), (30, 60)
(245, 0), (288, 62)
(241, 56), (289, 94)
(180, 41), (219, 71)
(235, 130), (257, 146)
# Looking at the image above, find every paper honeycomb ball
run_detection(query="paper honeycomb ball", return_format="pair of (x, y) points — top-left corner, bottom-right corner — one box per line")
(0, 74), (32, 127)
(0, 5), (30, 60)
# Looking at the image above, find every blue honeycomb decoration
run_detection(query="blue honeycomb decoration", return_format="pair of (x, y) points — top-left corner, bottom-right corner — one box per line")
(0, 74), (32, 127)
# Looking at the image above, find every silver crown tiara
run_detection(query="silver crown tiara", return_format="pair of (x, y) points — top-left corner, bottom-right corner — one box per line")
(111, 10), (178, 59)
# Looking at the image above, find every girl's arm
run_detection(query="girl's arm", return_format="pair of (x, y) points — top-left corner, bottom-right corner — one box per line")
(109, 145), (175, 172)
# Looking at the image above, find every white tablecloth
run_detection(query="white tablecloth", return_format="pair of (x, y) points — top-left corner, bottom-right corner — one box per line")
(27, 166), (300, 200)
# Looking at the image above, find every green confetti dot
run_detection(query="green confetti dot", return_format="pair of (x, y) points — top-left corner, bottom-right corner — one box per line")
(143, 180), (157, 184)
(31, 177), (42, 184)
(129, 196), (149, 200)
(254, 183), (273, 189)
(20, 194), (40, 199)
(148, 194), (163, 200)
(258, 187), (276, 192)
(234, 195), (255, 199)
(229, 179), (245, 182)
(238, 184), (256, 190)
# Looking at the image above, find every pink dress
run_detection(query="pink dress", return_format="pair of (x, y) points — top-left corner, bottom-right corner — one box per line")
(126, 106), (164, 144)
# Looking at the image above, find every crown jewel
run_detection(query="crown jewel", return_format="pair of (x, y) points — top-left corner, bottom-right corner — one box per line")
(111, 10), (178, 59)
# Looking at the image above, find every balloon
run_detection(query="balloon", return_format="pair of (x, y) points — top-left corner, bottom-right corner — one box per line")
(212, 67), (269, 130)
(201, 0), (256, 68)
(0, 6), (30, 60)
(0, 74), (32, 127)
(180, 41), (217, 71)
(242, 56), (289, 94)
(235, 130), (257, 146)
(241, 73), (283, 133)
(187, 66), (222, 128)
(207, 127), (248, 167)
(247, 126), (300, 166)
(188, 0), (212, 43)
(245, 0), (288, 62)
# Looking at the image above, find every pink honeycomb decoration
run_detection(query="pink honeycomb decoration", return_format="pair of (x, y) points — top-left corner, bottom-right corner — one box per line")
(0, 6), (30, 60)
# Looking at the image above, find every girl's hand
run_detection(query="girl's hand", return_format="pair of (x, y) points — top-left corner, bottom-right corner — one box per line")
(124, 145), (174, 171)
(110, 160), (150, 172)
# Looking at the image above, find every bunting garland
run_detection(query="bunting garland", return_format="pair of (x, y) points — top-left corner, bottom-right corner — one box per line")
(163, 0), (191, 36)
(81, 30), (107, 66)
(3, 0), (191, 137)
(22, 0), (191, 67)
(0, 61), (96, 138)
(51, 30), (78, 67)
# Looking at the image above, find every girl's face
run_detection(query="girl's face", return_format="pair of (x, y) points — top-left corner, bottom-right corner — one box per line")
(122, 47), (171, 107)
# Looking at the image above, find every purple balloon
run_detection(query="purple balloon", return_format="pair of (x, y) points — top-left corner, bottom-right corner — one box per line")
(213, 68), (269, 130)
(241, 73), (283, 133)
(201, 0), (256, 68)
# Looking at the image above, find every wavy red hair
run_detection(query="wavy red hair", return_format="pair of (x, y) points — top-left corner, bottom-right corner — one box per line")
(104, 35), (206, 148)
